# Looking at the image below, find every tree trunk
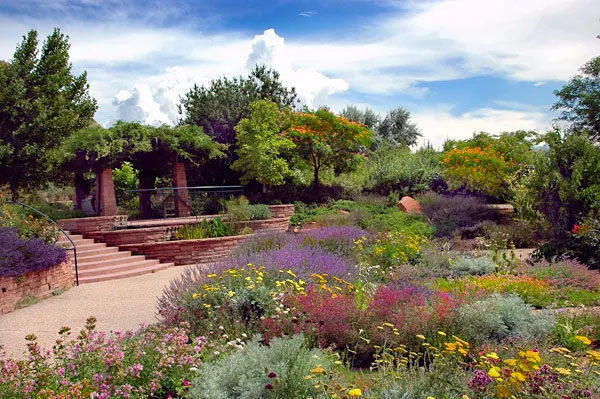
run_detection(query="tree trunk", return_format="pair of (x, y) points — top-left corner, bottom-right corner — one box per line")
(312, 166), (320, 189)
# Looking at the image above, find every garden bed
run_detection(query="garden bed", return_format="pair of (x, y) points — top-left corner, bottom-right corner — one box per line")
(0, 259), (74, 315)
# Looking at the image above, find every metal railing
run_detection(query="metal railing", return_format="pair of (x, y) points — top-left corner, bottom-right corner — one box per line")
(8, 201), (79, 286)
(118, 185), (245, 220)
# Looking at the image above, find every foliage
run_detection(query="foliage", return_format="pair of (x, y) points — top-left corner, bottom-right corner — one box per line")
(286, 108), (372, 187)
(437, 274), (600, 309)
(339, 105), (379, 130)
(179, 65), (299, 145)
(450, 255), (497, 276)
(175, 218), (234, 240)
(480, 220), (538, 249)
(232, 99), (295, 188)
(0, 317), (204, 399)
(375, 107), (421, 148)
(113, 161), (139, 203)
(0, 29), (97, 197)
(519, 259), (600, 292)
(553, 50), (600, 140)
(22, 201), (87, 221)
(0, 227), (67, 277)
(357, 232), (427, 270)
(457, 294), (556, 344)
(419, 192), (498, 237)
(0, 194), (59, 242)
(225, 197), (272, 222)
(188, 335), (328, 399)
(368, 146), (443, 196)
(361, 210), (432, 237)
(442, 131), (535, 200)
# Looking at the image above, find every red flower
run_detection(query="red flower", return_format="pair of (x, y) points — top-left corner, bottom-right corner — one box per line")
(572, 224), (582, 234)
(183, 380), (191, 387)
(268, 371), (277, 378)
(265, 384), (274, 390)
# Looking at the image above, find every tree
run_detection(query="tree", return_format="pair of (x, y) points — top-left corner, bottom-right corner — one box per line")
(286, 109), (372, 188)
(232, 100), (295, 192)
(179, 65), (299, 145)
(442, 131), (535, 200)
(0, 29), (97, 198)
(376, 107), (421, 147)
(340, 105), (379, 130)
(553, 50), (600, 140)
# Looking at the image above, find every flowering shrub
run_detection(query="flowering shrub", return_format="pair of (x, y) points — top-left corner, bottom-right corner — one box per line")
(437, 274), (600, 308)
(358, 232), (427, 270)
(0, 199), (58, 243)
(302, 225), (369, 257)
(0, 317), (205, 399)
(519, 259), (600, 292)
(0, 227), (67, 277)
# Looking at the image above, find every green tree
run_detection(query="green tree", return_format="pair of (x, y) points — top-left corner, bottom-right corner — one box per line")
(553, 51), (600, 140)
(231, 100), (295, 192)
(376, 107), (421, 147)
(340, 105), (379, 130)
(179, 65), (299, 145)
(286, 109), (373, 188)
(0, 29), (97, 198)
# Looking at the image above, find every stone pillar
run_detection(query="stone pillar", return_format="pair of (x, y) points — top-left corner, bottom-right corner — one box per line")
(173, 162), (191, 217)
(95, 168), (117, 216)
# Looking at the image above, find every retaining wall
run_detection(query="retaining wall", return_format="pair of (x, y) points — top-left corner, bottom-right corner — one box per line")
(57, 215), (128, 235)
(0, 260), (75, 315)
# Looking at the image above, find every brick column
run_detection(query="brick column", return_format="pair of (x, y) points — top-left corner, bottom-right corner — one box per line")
(173, 162), (191, 217)
(96, 168), (117, 216)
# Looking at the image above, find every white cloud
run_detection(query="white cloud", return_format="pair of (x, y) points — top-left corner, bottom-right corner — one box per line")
(412, 105), (552, 149)
(246, 29), (349, 109)
(299, 11), (316, 17)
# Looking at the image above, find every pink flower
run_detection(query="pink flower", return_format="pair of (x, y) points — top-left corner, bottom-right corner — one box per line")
(183, 380), (191, 387)
(572, 224), (582, 234)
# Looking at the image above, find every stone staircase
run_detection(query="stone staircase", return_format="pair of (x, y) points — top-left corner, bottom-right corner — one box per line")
(57, 232), (173, 284)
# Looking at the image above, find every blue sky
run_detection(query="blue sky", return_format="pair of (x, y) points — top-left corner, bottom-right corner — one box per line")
(1, 0), (599, 147)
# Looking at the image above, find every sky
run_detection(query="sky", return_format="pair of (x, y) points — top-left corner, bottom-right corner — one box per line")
(0, 0), (599, 148)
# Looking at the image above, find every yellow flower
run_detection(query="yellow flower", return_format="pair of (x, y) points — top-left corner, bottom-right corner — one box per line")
(192, 293), (200, 299)
(416, 334), (426, 340)
(488, 367), (501, 378)
(486, 352), (499, 360)
(437, 331), (447, 337)
(310, 365), (325, 374)
(511, 372), (526, 382)
(575, 335), (592, 345)
(462, 395), (470, 399)
(348, 388), (362, 397)
(227, 291), (235, 298)
(555, 367), (572, 376)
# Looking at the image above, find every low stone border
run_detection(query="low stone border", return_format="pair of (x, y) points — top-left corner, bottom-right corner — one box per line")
(87, 217), (291, 247)
(57, 215), (128, 235)
(0, 260), (75, 315)
(120, 235), (249, 265)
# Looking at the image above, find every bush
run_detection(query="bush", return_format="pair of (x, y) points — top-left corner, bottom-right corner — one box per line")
(249, 204), (272, 220)
(0, 317), (204, 399)
(481, 220), (537, 249)
(450, 255), (496, 276)
(419, 192), (498, 237)
(188, 335), (328, 399)
(519, 259), (600, 292)
(1, 201), (59, 243)
(458, 294), (556, 344)
(175, 218), (233, 240)
(0, 227), (67, 277)
(361, 210), (432, 237)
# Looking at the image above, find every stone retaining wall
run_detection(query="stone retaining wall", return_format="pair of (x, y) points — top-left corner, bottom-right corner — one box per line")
(120, 235), (249, 265)
(87, 217), (291, 247)
(0, 260), (75, 315)
(57, 215), (128, 235)
(267, 204), (295, 219)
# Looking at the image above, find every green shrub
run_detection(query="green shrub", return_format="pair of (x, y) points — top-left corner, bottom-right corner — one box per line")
(449, 256), (496, 276)
(188, 335), (328, 399)
(249, 204), (272, 220)
(386, 191), (400, 208)
(175, 218), (233, 240)
(361, 210), (432, 237)
(458, 294), (556, 344)
(419, 192), (498, 238)
(482, 220), (537, 249)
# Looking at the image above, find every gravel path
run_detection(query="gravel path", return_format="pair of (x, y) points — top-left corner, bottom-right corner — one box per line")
(0, 266), (190, 359)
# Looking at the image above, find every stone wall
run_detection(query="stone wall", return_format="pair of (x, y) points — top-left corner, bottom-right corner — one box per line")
(57, 215), (128, 235)
(120, 235), (249, 265)
(0, 260), (75, 315)
(268, 204), (295, 219)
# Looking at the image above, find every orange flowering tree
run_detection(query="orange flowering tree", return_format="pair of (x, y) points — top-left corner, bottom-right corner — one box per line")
(442, 131), (534, 200)
(285, 109), (372, 187)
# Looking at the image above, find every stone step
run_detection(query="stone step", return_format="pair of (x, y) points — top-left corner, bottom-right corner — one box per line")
(57, 238), (95, 247)
(75, 246), (119, 259)
(74, 249), (131, 263)
(78, 262), (172, 284)
(78, 259), (161, 278)
(77, 254), (147, 270)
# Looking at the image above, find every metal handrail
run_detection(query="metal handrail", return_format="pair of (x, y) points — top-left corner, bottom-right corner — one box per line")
(7, 201), (79, 286)
(123, 185), (244, 193)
